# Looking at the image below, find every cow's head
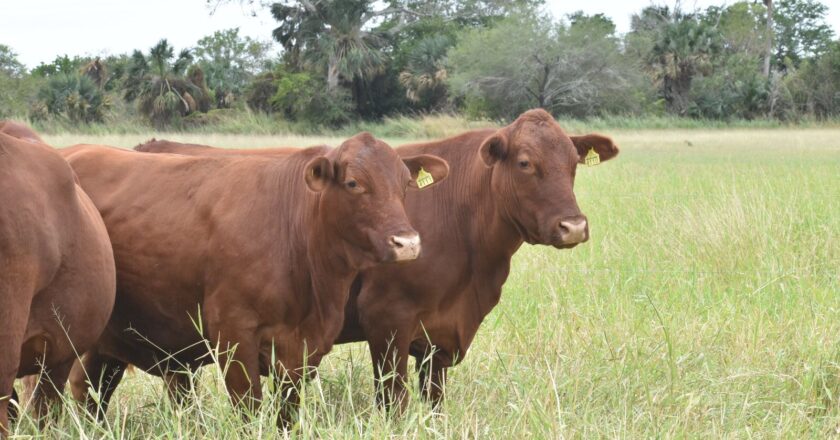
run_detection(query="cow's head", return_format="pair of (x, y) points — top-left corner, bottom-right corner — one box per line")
(479, 109), (618, 249)
(304, 132), (449, 266)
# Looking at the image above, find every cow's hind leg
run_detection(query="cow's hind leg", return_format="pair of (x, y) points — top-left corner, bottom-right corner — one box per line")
(0, 289), (30, 435)
(31, 359), (73, 424)
(69, 351), (126, 420)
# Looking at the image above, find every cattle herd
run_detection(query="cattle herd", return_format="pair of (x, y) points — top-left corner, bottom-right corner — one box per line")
(0, 109), (618, 434)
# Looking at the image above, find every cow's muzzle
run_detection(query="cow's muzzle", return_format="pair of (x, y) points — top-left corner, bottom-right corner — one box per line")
(389, 233), (421, 262)
(555, 217), (589, 248)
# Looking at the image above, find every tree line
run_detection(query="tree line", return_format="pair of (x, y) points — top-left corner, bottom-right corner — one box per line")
(0, 0), (838, 129)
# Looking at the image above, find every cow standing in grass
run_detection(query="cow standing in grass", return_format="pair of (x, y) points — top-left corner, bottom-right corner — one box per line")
(337, 109), (618, 408)
(0, 133), (116, 435)
(61, 133), (449, 424)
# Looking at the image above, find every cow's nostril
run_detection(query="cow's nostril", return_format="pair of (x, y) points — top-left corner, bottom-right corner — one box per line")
(558, 222), (570, 234)
(389, 234), (421, 261)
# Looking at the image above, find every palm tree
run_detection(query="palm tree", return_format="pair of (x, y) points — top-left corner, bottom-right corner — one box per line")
(271, 0), (424, 93)
(649, 13), (721, 114)
(124, 39), (210, 127)
(37, 73), (111, 123)
(398, 35), (451, 109)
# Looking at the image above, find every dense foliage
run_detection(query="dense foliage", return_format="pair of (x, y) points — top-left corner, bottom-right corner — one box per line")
(1, 0), (838, 128)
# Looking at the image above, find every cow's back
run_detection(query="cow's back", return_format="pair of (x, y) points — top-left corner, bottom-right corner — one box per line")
(133, 138), (303, 156)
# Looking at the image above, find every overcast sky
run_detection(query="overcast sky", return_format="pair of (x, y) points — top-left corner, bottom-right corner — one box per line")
(2, 0), (839, 69)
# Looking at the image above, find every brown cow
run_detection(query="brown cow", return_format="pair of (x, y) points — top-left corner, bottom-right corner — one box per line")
(60, 133), (449, 424)
(134, 109), (619, 410)
(0, 121), (45, 144)
(0, 133), (116, 434)
(339, 110), (618, 408)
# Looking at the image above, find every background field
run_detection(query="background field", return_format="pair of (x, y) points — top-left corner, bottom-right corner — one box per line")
(12, 128), (840, 438)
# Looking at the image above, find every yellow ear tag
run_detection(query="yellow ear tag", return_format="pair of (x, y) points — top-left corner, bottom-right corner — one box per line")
(416, 167), (434, 188)
(584, 148), (601, 167)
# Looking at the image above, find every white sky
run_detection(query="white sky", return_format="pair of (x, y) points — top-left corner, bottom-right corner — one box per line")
(2, 0), (839, 69)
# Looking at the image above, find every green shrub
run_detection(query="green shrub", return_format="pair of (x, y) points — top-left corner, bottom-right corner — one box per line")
(689, 56), (770, 120)
(270, 68), (352, 127)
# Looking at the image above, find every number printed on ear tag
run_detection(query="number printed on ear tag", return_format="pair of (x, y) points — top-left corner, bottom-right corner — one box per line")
(585, 148), (601, 167)
(416, 167), (434, 188)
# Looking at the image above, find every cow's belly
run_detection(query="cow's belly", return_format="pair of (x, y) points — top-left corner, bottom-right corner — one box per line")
(101, 278), (211, 370)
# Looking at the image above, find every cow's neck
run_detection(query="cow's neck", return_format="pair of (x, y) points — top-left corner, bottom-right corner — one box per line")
(301, 204), (358, 346)
(462, 156), (525, 316)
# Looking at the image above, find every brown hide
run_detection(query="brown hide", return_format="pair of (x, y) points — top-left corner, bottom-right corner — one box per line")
(60, 133), (448, 421)
(0, 133), (115, 433)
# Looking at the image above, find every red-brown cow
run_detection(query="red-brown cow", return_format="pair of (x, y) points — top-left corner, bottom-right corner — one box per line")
(133, 109), (619, 410)
(0, 133), (116, 434)
(340, 110), (618, 408)
(60, 133), (449, 424)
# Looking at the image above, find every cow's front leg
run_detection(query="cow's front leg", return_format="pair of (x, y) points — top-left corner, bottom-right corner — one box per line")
(214, 331), (261, 412)
(205, 300), (261, 415)
(358, 294), (419, 413)
(272, 357), (305, 430)
(268, 336), (324, 430)
(359, 302), (417, 413)
(367, 331), (413, 413)
(416, 351), (451, 407)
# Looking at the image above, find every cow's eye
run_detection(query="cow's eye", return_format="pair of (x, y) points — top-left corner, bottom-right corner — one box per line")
(518, 160), (530, 169)
(344, 179), (364, 194)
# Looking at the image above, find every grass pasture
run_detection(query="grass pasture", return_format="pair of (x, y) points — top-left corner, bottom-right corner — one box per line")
(11, 128), (840, 438)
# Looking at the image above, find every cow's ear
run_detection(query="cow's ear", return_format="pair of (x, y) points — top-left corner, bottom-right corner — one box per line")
(403, 154), (449, 190)
(569, 134), (619, 164)
(479, 133), (508, 167)
(304, 156), (334, 192)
